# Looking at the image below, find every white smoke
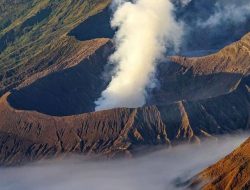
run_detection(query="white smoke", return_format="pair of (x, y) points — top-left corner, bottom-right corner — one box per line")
(198, 1), (250, 28)
(95, 0), (183, 111)
(178, 0), (192, 7)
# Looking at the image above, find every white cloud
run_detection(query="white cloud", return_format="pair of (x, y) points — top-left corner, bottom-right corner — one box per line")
(0, 134), (248, 190)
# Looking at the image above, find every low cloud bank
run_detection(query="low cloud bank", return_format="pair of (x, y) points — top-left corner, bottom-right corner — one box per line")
(0, 134), (248, 190)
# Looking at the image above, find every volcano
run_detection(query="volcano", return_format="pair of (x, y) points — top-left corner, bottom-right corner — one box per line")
(1, 1), (250, 181)
(0, 30), (249, 165)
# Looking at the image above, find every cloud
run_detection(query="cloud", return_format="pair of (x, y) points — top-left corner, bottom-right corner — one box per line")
(95, 0), (183, 111)
(0, 134), (248, 190)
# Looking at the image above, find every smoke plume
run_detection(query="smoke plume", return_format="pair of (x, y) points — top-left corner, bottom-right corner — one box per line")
(95, 0), (183, 111)
(95, 0), (250, 111)
(175, 0), (192, 7)
(175, 0), (250, 51)
(196, 1), (250, 28)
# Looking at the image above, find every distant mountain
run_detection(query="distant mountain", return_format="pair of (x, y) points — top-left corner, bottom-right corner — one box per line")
(188, 137), (250, 190)
(0, 31), (249, 165)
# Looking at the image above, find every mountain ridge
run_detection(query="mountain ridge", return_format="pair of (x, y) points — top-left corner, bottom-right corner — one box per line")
(1, 31), (250, 165)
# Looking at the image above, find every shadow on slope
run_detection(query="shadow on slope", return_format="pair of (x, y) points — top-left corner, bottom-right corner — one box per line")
(7, 60), (244, 116)
(149, 61), (243, 105)
(68, 8), (114, 41)
(7, 48), (111, 116)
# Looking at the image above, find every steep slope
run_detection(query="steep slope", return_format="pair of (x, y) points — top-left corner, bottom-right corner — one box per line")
(0, 0), (111, 97)
(188, 137), (250, 190)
